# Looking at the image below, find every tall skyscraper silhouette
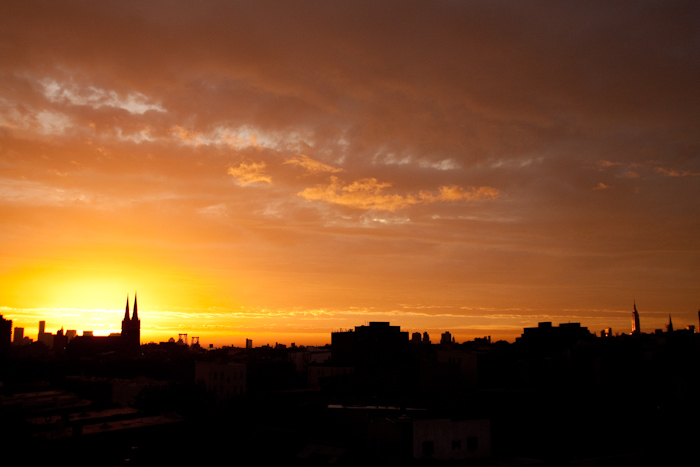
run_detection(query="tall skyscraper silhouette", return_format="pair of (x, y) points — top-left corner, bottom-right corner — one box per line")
(632, 301), (641, 335)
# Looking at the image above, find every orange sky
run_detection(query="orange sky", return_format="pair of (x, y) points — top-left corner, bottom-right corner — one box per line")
(1, 1), (699, 347)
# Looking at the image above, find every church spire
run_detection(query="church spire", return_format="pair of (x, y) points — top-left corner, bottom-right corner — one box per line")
(124, 294), (130, 321)
(132, 292), (139, 321)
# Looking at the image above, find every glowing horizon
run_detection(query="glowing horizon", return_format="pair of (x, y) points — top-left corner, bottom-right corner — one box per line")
(2, 2), (699, 347)
(3, 298), (693, 348)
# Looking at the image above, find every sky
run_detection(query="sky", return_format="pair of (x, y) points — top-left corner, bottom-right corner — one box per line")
(1, 1), (699, 347)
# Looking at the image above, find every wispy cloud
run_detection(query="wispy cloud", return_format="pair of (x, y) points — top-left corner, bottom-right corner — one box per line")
(284, 154), (343, 174)
(420, 185), (500, 203)
(299, 177), (409, 211)
(42, 79), (166, 114)
(298, 176), (499, 211)
(227, 162), (272, 186)
(171, 125), (204, 145)
(654, 166), (700, 177)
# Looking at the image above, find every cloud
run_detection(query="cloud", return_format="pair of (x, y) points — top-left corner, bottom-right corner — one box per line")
(42, 79), (165, 114)
(0, 100), (72, 135)
(284, 154), (342, 174)
(420, 185), (500, 203)
(198, 203), (229, 219)
(593, 182), (611, 190)
(171, 125), (204, 145)
(298, 176), (499, 211)
(299, 176), (409, 211)
(0, 178), (100, 207)
(227, 162), (271, 186)
(598, 160), (624, 169)
(654, 167), (700, 177)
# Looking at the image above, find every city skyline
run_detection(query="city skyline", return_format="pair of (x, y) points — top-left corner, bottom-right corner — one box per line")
(6, 295), (698, 349)
(1, 2), (699, 346)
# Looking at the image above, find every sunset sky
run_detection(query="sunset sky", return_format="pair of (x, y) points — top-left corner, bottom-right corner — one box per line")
(1, 1), (699, 346)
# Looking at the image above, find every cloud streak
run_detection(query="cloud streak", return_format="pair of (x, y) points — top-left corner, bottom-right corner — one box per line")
(284, 154), (343, 174)
(227, 162), (272, 186)
(298, 176), (500, 211)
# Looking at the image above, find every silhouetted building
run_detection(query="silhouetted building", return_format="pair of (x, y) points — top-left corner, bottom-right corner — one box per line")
(67, 333), (124, 357)
(38, 320), (54, 347)
(331, 321), (409, 368)
(0, 315), (11, 357)
(666, 314), (674, 333)
(121, 294), (141, 348)
(288, 346), (331, 372)
(516, 321), (594, 352)
(423, 332), (431, 344)
(307, 364), (354, 390)
(67, 294), (142, 357)
(53, 328), (68, 353)
(12, 326), (24, 344)
(632, 301), (641, 335)
(440, 331), (454, 345)
(112, 376), (165, 407)
(413, 418), (491, 460)
(411, 332), (422, 343)
(195, 361), (246, 400)
(420, 349), (480, 393)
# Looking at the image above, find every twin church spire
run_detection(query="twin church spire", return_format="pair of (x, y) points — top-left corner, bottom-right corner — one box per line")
(124, 293), (139, 322)
(122, 293), (141, 347)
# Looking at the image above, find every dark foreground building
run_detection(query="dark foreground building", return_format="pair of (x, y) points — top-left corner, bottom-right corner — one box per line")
(331, 321), (409, 368)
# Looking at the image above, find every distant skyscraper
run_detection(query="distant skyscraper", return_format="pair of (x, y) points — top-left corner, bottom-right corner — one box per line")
(440, 331), (453, 345)
(666, 314), (674, 333)
(632, 301), (641, 335)
(1, 315), (11, 356)
(13, 327), (24, 344)
(53, 328), (67, 352)
(38, 320), (53, 347)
